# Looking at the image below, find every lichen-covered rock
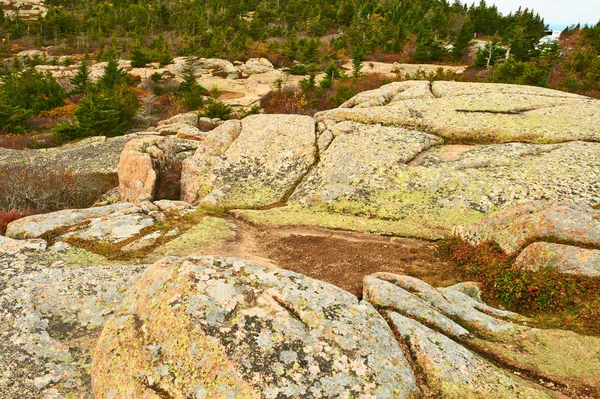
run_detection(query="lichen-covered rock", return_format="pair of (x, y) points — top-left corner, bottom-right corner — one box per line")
(242, 141), (600, 239)
(514, 242), (600, 277)
(386, 313), (556, 398)
(5, 203), (138, 239)
(338, 80), (434, 108)
(291, 121), (443, 204)
(364, 273), (600, 396)
(0, 237), (146, 398)
(181, 114), (317, 207)
(118, 136), (198, 204)
(59, 206), (156, 244)
(238, 58), (275, 75)
(0, 135), (133, 176)
(454, 201), (600, 255)
(91, 256), (418, 398)
(158, 122), (203, 137)
(317, 81), (600, 143)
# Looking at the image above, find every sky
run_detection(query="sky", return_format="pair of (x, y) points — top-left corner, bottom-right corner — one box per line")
(461, 0), (600, 30)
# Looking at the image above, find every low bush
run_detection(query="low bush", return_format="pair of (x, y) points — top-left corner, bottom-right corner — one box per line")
(441, 238), (600, 335)
(261, 73), (391, 114)
(0, 165), (118, 213)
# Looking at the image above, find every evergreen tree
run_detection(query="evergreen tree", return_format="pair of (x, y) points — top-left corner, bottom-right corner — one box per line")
(452, 18), (475, 62)
(100, 58), (127, 89)
(414, 23), (445, 63)
(0, 69), (66, 115)
(70, 60), (91, 95)
(352, 47), (364, 78)
(179, 56), (198, 92)
(130, 48), (149, 68)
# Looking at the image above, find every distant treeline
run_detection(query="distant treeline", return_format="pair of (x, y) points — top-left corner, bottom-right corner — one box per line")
(1, 0), (547, 64)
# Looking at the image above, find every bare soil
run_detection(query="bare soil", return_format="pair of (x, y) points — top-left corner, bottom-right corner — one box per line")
(219, 91), (247, 100)
(204, 218), (458, 297)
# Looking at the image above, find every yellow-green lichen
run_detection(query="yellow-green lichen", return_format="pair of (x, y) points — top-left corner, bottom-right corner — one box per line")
(91, 261), (259, 398)
(146, 217), (236, 261)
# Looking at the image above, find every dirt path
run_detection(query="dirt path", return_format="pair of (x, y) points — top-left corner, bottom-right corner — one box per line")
(202, 217), (458, 297)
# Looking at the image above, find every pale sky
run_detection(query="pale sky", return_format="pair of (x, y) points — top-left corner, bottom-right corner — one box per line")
(462, 0), (600, 30)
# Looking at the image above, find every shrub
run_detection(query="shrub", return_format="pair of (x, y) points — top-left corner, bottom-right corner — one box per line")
(201, 100), (232, 120)
(0, 210), (38, 235)
(441, 238), (600, 335)
(0, 164), (118, 213)
(0, 69), (67, 117)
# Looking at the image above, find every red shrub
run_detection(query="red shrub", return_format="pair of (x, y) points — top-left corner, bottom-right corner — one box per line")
(0, 210), (38, 235)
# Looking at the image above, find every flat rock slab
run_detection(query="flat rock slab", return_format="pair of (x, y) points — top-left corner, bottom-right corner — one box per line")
(454, 201), (600, 255)
(317, 81), (600, 143)
(181, 114), (317, 207)
(0, 135), (134, 175)
(91, 256), (418, 398)
(514, 242), (600, 277)
(61, 210), (155, 244)
(291, 121), (443, 204)
(243, 141), (600, 239)
(6, 203), (138, 239)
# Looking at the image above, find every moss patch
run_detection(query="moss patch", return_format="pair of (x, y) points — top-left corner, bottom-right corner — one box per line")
(234, 205), (456, 240)
(146, 216), (236, 261)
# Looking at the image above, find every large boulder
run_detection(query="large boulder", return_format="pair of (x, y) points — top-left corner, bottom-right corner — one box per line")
(514, 242), (600, 277)
(238, 58), (275, 75)
(181, 114), (317, 207)
(91, 256), (418, 398)
(118, 136), (198, 204)
(455, 201), (600, 277)
(454, 201), (600, 255)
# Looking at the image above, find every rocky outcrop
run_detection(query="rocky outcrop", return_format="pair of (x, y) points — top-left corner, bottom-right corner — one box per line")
(219, 81), (600, 238)
(365, 273), (600, 397)
(88, 257), (599, 398)
(181, 114), (317, 207)
(117, 136), (198, 204)
(455, 201), (600, 277)
(317, 81), (600, 144)
(0, 135), (134, 176)
(91, 256), (418, 398)
(0, 233), (147, 398)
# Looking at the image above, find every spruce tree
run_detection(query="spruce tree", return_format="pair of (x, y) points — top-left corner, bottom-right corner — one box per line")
(452, 19), (475, 62)
(100, 58), (127, 90)
(70, 60), (90, 95)
(130, 48), (149, 68)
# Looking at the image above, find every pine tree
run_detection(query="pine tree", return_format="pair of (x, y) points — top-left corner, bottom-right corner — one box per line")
(70, 60), (90, 95)
(100, 58), (127, 90)
(452, 18), (475, 62)
(130, 48), (149, 68)
(179, 56), (198, 92)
